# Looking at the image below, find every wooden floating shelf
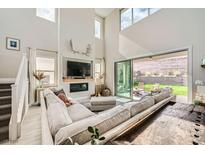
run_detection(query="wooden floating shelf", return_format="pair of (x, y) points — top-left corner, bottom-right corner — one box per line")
(63, 78), (94, 83)
(201, 65), (205, 68)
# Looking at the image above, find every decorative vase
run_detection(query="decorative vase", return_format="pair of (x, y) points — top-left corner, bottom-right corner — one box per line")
(38, 80), (43, 88)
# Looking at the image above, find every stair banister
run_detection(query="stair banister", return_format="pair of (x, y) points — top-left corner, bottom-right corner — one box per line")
(9, 54), (28, 141)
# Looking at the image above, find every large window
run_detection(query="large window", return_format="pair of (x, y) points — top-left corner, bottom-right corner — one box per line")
(120, 8), (161, 30)
(115, 51), (189, 102)
(133, 8), (148, 23)
(36, 8), (55, 22)
(120, 9), (132, 31)
(95, 20), (101, 39)
(36, 50), (57, 86)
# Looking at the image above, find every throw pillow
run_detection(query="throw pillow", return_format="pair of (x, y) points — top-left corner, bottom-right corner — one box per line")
(53, 89), (65, 96)
(58, 93), (73, 107)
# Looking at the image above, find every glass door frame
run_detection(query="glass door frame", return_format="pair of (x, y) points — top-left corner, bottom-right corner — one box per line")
(114, 47), (192, 103)
(114, 59), (133, 99)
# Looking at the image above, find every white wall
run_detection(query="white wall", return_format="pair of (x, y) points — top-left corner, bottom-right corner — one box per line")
(95, 15), (105, 58)
(0, 52), (22, 78)
(104, 9), (124, 93)
(59, 8), (96, 96)
(105, 8), (205, 94)
(0, 8), (58, 78)
(59, 8), (95, 60)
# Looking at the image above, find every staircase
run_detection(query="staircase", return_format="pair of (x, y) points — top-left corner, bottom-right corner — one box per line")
(0, 83), (12, 142)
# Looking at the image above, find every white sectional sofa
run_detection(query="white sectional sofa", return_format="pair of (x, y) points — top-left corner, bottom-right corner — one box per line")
(40, 88), (176, 145)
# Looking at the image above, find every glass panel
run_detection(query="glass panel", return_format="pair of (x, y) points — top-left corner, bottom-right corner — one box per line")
(120, 8), (132, 30)
(133, 51), (188, 100)
(95, 20), (101, 39)
(133, 8), (148, 23)
(115, 60), (131, 98)
(36, 8), (55, 22)
(149, 8), (161, 15)
(36, 57), (55, 71)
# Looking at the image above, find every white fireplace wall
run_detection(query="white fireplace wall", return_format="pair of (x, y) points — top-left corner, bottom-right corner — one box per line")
(58, 9), (95, 84)
(61, 81), (95, 98)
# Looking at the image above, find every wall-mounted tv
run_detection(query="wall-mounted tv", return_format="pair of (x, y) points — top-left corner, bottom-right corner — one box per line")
(67, 61), (91, 78)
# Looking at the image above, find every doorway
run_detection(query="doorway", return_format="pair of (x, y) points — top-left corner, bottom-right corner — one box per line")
(132, 51), (188, 103)
(115, 48), (192, 103)
(115, 60), (132, 98)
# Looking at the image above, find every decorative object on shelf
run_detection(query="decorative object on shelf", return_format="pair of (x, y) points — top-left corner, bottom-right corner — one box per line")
(88, 126), (105, 145)
(69, 39), (92, 57)
(33, 71), (46, 88)
(101, 87), (112, 96)
(6, 37), (20, 51)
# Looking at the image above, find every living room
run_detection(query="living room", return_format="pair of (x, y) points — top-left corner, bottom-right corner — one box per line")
(0, 1), (205, 152)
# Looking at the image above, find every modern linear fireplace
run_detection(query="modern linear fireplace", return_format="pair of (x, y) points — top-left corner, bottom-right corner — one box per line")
(70, 83), (89, 93)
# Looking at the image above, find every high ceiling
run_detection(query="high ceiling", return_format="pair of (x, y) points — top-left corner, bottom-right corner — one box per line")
(95, 8), (115, 18)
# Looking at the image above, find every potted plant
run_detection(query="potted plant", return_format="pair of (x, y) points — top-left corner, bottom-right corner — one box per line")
(88, 126), (105, 145)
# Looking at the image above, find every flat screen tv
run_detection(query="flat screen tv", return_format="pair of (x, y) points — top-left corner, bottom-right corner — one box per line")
(67, 61), (91, 77)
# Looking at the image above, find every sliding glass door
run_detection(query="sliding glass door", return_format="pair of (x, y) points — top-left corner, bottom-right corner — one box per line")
(115, 60), (132, 98)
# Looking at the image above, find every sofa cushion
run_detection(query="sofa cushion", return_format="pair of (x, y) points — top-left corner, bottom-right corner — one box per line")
(91, 96), (116, 106)
(140, 96), (155, 110)
(124, 96), (155, 117)
(73, 96), (91, 108)
(153, 91), (171, 103)
(67, 103), (95, 122)
(55, 105), (130, 145)
(44, 89), (65, 107)
(124, 101), (144, 116)
(47, 101), (73, 136)
(90, 104), (116, 111)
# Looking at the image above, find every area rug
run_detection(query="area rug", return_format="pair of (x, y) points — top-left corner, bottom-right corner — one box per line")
(111, 103), (205, 145)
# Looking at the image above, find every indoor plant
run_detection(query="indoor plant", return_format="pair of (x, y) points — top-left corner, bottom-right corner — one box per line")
(88, 126), (105, 145)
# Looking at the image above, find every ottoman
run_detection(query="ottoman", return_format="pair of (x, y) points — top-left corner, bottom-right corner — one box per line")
(90, 96), (117, 111)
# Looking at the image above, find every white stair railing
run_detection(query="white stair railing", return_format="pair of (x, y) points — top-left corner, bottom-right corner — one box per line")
(9, 54), (28, 141)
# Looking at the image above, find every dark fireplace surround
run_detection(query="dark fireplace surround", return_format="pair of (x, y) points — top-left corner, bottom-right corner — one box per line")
(70, 82), (89, 93)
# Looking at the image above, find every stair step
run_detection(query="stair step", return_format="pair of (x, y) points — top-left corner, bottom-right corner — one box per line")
(0, 96), (11, 105)
(0, 96), (11, 100)
(0, 89), (11, 97)
(0, 84), (13, 89)
(0, 104), (11, 114)
(0, 89), (11, 92)
(0, 126), (9, 142)
(0, 104), (11, 109)
(0, 114), (11, 127)
(0, 114), (11, 121)
(0, 126), (9, 134)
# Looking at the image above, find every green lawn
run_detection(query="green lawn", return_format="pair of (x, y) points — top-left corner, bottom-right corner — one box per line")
(142, 84), (188, 96)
